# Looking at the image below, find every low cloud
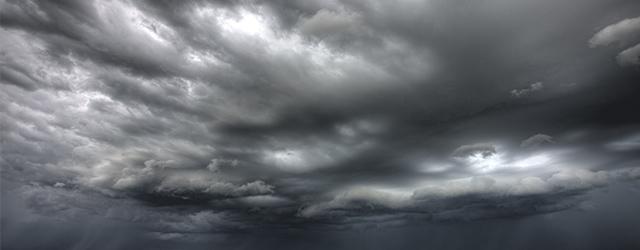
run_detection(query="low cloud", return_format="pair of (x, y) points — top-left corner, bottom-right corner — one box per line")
(2, 0), (640, 246)
(589, 17), (640, 48)
(452, 143), (497, 158)
(616, 43), (640, 67)
(590, 16), (640, 67)
(605, 133), (640, 151)
(521, 134), (555, 148)
(300, 167), (640, 222)
(511, 82), (544, 98)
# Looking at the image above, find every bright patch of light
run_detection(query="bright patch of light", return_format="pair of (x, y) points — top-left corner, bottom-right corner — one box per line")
(513, 154), (552, 168)
(217, 9), (269, 37)
(420, 162), (453, 173)
(467, 153), (505, 172)
(195, 5), (388, 90)
(265, 150), (308, 172)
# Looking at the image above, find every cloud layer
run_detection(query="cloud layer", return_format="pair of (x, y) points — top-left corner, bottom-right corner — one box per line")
(2, 0), (640, 249)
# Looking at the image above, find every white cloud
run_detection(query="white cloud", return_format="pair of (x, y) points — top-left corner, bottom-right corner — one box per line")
(512, 154), (552, 168)
(511, 82), (544, 98)
(589, 17), (640, 48)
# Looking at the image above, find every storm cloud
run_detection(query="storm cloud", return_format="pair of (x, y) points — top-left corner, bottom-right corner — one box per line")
(2, 0), (640, 249)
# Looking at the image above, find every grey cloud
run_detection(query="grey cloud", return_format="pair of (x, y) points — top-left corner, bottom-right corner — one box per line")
(590, 16), (640, 67)
(605, 133), (640, 151)
(511, 82), (544, 98)
(521, 134), (555, 148)
(617, 43), (640, 66)
(452, 143), (497, 158)
(300, 168), (619, 221)
(298, 9), (362, 42)
(0, 65), (39, 91)
(207, 158), (239, 172)
(299, 187), (413, 218)
(589, 17), (640, 48)
(2, 0), (640, 248)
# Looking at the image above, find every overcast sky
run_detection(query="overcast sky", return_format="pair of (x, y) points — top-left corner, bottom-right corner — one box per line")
(1, 0), (640, 249)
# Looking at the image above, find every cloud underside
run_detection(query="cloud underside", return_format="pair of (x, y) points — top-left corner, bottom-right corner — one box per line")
(590, 16), (640, 66)
(1, 0), (640, 237)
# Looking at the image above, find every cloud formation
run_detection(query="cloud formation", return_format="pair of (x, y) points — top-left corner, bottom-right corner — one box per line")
(511, 82), (544, 98)
(452, 143), (497, 158)
(589, 17), (640, 48)
(590, 16), (640, 67)
(1, 0), (640, 249)
(521, 134), (555, 148)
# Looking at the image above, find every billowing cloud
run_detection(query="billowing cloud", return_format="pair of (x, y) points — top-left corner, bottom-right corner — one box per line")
(301, 167), (638, 221)
(589, 17), (640, 48)
(2, 0), (640, 249)
(521, 134), (555, 148)
(590, 16), (640, 67)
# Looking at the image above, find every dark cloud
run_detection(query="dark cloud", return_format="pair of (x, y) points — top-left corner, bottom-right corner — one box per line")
(2, 0), (640, 249)
(521, 134), (555, 148)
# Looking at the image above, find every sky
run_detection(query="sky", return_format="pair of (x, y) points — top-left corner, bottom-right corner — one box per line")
(1, 0), (640, 249)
